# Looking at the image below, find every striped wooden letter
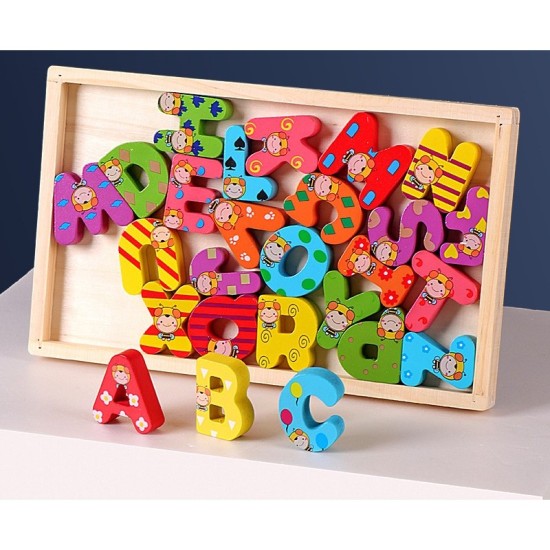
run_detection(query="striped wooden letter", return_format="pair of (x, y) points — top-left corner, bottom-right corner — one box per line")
(118, 218), (185, 295)
(140, 282), (200, 358)
(401, 128), (481, 213)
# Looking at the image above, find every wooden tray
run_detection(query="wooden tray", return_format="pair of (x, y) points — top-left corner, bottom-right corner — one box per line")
(29, 66), (519, 410)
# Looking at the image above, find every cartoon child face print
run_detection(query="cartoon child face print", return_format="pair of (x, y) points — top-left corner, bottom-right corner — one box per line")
(159, 92), (178, 114)
(348, 154), (367, 176)
(324, 302), (354, 336)
(173, 163), (193, 185)
(195, 272), (218, 295)
(72, 186), (94, 206)
(262, 235), (290, 266)
(312, 175), (338, 201)
(215, 202), (232, 224)
(414, 161), (435, 185)
(71, 184), (98, 212)
(163, 209), (183, 230)
(196, 385), (211, 411)
(425, 274), (452, 300)
(433, 353), (464, 381)
(154, 307), (181, 336)
(380, 313), (402, 334)
(373, 242), (398, 265)
(171, 129), (193, 153)
(207, 339), (237, 357)
(223, 177), (246, 199)
(264, 132), (288, 156)
(440, 354), (458, 378)
(377, 309), (405, 340)
(208, 199), (242, 231)
(290, 429), (311, 451)
(411, 155), (443, 190)
(155, 313), (178, 335)
(258, 301), (280, 329)
(459, 232), (483, 257)
(104, 163), (122, 183)
(343, 150), (375, 182)
(352, 252), (373, 274)
(112, 365), (130, 386)
(151, 224), (173, 248)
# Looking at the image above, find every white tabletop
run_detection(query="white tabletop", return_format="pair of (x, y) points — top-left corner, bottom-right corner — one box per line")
(1, 271), (549, 499)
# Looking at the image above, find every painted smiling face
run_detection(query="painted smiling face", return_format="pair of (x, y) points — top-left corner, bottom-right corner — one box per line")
(154, 307), (181, 335)
(312, 175), (339, 201)
(112, 365), (130, 386)
(352, 252), (372, 274)
(264, 132), (288, 156)
(172, 162), (195, 185)
(377, 308), (405, 340)
(262, 234), (291, 266)
(163, 208), (183, 229)
(171, 129), (193, 153)
(413, 155), (443, 187)
(424, 272), (453, 300)
(324, 302), (354, 334)
(107, 166), (122, 184)
(159, 92), (182, 115)
(459, 232), (483, 257)
(289, 429), (310, 451)
(223, 177), (246, 199)
(195, 272), (218, 295)
(207, 339), (234, 356)
(433, 352), (465, 381)
(73, 186), (94, 206)
(258, 301), (280, 328)
(373, 241), (398, 266)
(100, 159), (123, 184)
(196, 386), (211, 409)
(151, 224), (173, 248)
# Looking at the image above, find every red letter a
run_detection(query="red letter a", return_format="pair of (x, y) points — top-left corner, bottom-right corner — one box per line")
(92, 349), (165, 434)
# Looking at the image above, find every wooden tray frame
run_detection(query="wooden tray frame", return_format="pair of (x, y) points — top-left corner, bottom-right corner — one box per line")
(28, 66), (519, 411)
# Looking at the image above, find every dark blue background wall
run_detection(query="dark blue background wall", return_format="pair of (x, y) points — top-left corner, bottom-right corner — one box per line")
(0, 52), (542, 309)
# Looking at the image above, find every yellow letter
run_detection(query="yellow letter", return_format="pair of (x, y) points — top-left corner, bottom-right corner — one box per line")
(256, 295), (321, 371)
(195, 353), (254, 440)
